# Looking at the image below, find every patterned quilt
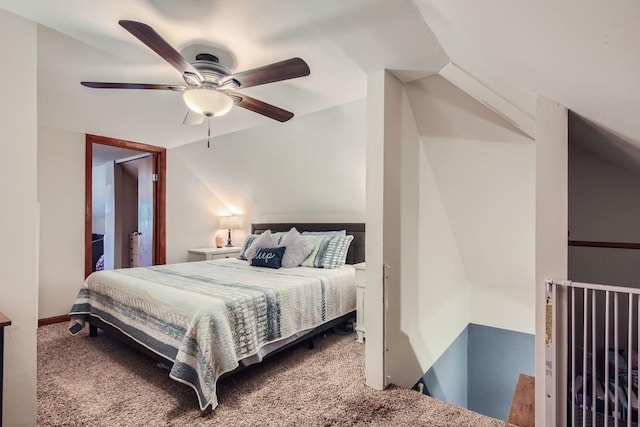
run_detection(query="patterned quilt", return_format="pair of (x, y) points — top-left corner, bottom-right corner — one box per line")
(69, 258), (356, 410)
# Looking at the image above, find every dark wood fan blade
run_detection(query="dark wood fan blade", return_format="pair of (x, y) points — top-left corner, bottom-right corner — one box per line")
(227, 92), (294, 122)
(81, 82), (186, 91)
(119, 20), (203, 82)
(223, 58), (310, 89)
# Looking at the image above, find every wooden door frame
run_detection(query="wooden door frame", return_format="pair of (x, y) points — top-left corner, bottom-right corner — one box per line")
(85, 134), (167, 278)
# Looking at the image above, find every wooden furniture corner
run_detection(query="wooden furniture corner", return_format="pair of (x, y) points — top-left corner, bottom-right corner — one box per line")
(187, 247), (242, 262)
(507, 373), (535, 427)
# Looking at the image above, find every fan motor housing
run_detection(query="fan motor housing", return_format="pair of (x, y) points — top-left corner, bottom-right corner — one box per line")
(186, 53), (238, 90)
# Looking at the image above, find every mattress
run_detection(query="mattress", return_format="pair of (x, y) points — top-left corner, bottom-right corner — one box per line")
(68, 258), (356, 410)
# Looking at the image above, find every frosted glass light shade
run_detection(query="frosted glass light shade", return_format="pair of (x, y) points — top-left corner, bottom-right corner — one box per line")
(183, 89), (233, 116)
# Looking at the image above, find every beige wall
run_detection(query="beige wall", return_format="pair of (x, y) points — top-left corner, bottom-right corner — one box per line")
(37, 126), (86, 319)
(170, 99), (367, 232)
(407, 75), (535, 335)
(569, 144), (640, 243)
(376, 72), (537, 390)
(165, 150), (228, 264)
(0, 9), (38, 426)
(568, 144), (640, 287)
(382, 71), (474, 389)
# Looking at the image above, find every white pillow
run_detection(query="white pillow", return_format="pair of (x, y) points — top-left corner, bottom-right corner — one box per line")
(280, 228), (314, 268)
(244, 230), (279, 261)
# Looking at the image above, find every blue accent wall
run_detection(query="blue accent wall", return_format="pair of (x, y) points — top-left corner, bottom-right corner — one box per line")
(420, 327), (468, 408)
(467, 324), (535, 419)
(417, 323), (534, 420)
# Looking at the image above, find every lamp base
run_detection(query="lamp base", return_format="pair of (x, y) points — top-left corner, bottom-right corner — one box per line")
(226, 228), (233, 247)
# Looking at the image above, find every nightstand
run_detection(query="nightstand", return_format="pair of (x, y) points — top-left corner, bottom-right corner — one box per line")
(354, 262), (366, 343)
(187, 247), (241, 262)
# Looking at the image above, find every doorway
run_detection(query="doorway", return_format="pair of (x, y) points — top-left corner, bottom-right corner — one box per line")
(85, 134), (166, 278)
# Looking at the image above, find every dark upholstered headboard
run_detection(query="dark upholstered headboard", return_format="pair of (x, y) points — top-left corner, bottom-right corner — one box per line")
(251, 223), (365, 265)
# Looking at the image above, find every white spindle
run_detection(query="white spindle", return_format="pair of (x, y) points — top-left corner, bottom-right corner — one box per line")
(615, 292), (619, 426)
(592, 289), (597, 427)
(572, 286), (576, 427)
(606, 290), (610, 427)
(583, 289), (588, 425)
(628, 295), (633, 427)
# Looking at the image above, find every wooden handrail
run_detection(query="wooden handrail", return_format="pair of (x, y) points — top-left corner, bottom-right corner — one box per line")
(0, 311), (9, 427)
(0, 312), (10, 328)
(568, 240), (640, 250)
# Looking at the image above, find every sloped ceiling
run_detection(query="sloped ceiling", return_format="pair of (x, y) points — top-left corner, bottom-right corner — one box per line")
(0, 0), (447, 149)
(2, 0), (639, 152)
(414, 0), (640, 149)
(570, 112), (640, 176)
(172, 99), (367, 220)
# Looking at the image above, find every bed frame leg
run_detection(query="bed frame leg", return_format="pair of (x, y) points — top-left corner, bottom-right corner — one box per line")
(89, 324), (98, 337)
(307, 337), (314, 350)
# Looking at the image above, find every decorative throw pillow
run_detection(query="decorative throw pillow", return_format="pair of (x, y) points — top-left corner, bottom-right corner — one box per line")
(279, 227), (314, 268)
(321, 235), (354, 269)
(251, 247), (286, 269)
(244, 230), (278, 261)
(271, 231), (287, 245)
(238, 234), (259, 260)
(301, 235), (331, 268)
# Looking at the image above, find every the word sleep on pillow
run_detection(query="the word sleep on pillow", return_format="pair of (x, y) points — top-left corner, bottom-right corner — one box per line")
(251, 247), (286, 269)
(243, 230), (279, 261)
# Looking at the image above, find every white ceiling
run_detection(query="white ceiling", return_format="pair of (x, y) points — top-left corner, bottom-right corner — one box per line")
(0, 0), (446, 149)
(415, 0), (640, 149)
(1, 0), (639, 150)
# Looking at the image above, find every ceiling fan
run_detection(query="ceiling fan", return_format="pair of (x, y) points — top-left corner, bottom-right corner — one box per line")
(81, 20), (310, 124)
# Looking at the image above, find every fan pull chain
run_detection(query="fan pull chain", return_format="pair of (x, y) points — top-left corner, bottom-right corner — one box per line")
(207, 115), (211, 148)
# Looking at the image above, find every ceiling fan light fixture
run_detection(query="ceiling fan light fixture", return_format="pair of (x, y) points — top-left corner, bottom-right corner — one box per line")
(182, 88), (233, 117)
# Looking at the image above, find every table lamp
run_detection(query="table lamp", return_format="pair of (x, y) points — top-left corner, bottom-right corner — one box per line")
(218, 215), (240, 247)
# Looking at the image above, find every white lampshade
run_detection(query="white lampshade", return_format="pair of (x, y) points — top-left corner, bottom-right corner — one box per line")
(218, 215), (240, 230)
(183, 89), (233, 116)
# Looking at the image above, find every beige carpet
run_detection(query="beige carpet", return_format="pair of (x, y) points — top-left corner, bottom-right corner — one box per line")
(37, 322), (515, 426)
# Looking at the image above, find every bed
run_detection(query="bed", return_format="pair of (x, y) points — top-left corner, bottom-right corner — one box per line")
(69, 222), (365, 410)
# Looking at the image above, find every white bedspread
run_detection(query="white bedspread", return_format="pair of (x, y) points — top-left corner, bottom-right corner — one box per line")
(69, 258), (356, 410)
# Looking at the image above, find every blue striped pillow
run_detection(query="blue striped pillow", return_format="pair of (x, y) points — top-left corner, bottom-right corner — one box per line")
(301, 235), (353, 268)
(321, 235), (354, 269)
(238, 234), (259, 260)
